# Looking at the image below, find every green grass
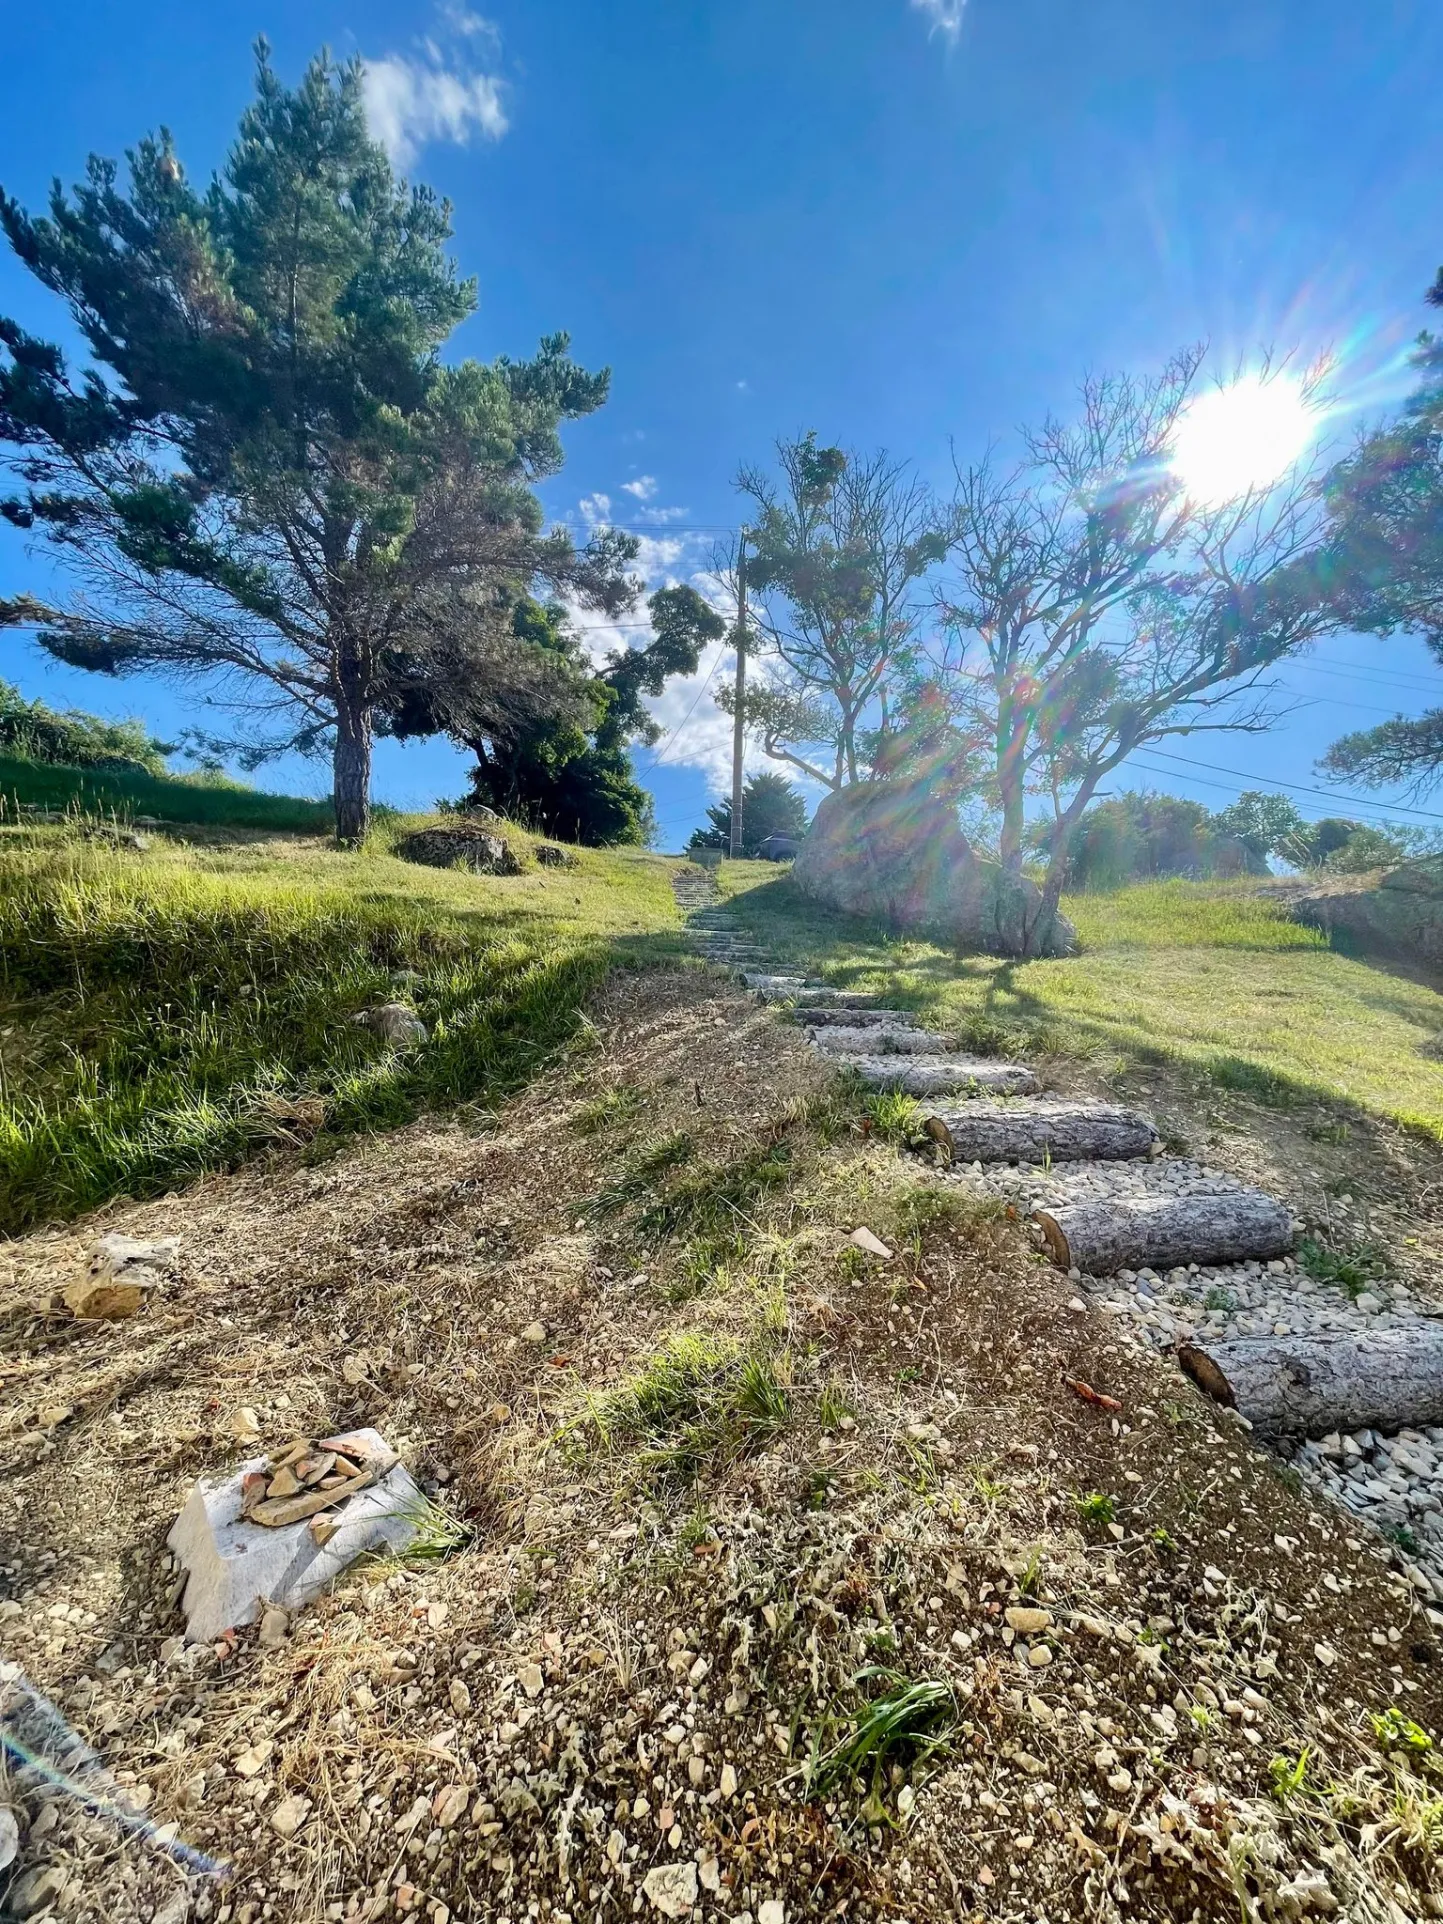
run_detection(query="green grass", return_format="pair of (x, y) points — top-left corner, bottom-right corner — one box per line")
(581, 1330), (794, 1483)
(0, 822), (684, 1230)
(0, 752), (337, 833)
(717, 867), (1443, 1138)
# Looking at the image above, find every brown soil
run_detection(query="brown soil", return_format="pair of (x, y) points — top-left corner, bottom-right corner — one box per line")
(1, 966), (1440, 1924)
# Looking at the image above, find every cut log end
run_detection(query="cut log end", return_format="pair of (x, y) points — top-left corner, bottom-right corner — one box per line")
(1031, 1208), (1070, 1270)
(1177, 1343), (1237, 1408)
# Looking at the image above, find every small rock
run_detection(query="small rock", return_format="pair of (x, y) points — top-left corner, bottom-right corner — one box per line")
(269, 1792), (312, 1839)
(848, 1226), (892, 1260)
(1354, 1293), (1383, 1315)
(641, 1862), (699, 1917)
(0, 1806), (17, 1872)
(233, 1740), (273, 1778)
(449, 1677), (472, 1714)
(720, 1762), (738, 1799)
(8, 1867), (68, 1917)
(519, 1660), (544, 1698)
(63, 1275), (149, 1320)
(1005, 1606), (1052, 1635)
(433, 1784), (470, 1830)
(521, 1322), (547, 1345)
(355, 1002), (429, 1048)
(759, 1902), (786, 1924)
(258, 1606), (290, 1647)
(230, 1407), (263, 1445)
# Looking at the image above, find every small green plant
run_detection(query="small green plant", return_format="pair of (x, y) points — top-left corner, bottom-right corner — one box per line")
(586, 1130), (697, 1216)
(1016, 1547), (1045, 1596)
(381, 1494), (473, 1565)
(1151, 1526), (1177, 1554)
(1187, 1704), (1213, 1733)
(571, 1084), (645, 1135)
(818, 1378), (854, 1430)
(1203, 1284), (1236, 1313)
(1370, 1707), (1434, 1757)
(860, 1088), (922, 1146)
(894, 1364), (922, 1386)
(1383, 1521), (1422, 1557)
(808, 1669), (956, 1823)
(1268, 1749), (1311, 1805)
(1304, 1118), (1351, 1145)
(1075, 1490), (1116, 1528)
(584, 1330), (793, 1484)
(1297, 1236), (1391, 1298)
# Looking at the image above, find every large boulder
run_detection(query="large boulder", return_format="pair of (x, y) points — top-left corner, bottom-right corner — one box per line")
(1291, 857), (1443, 975)
(791, 781), (1075, 958)
(397, 824), (521, 875)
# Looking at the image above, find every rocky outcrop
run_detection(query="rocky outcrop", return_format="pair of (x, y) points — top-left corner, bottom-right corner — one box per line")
(397, 824), (522, 875)
(790, 781), (1075, 958)
(1290, 857), (1443, 976)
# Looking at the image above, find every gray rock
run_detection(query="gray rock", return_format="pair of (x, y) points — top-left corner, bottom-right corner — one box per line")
(397, 826), (521, 875)
(535, 843), (577, 868)
(791, 781), (1075, 958)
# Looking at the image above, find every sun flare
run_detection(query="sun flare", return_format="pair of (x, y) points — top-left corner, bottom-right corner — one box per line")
(1169, 373), (1319, 505)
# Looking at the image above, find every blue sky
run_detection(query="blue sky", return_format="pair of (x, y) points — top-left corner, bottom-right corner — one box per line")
(4, 0), (1443, 847)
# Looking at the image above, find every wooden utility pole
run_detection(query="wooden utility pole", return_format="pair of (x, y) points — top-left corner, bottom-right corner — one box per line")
(729, 530), (747, 859)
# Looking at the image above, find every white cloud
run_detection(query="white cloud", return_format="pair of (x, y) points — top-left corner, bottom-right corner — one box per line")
(578, 492), (612, 526)
(363, 10), (508, 170)
(621, 474), (658, 500)
(638, 504), (690, 524)
(910, 0), (966, 41)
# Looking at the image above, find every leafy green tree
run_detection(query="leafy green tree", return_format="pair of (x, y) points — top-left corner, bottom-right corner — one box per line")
(0, 45), (634, 841)
(1315, 270), (1443, 796)
(450, 585), (725, 845)
(1213, 790), (1307, 863)
(0, 678), (172, 773)
(934, 353), (1331, 953)
(688, 770), (808, 854)
(724, 436), (948, 789)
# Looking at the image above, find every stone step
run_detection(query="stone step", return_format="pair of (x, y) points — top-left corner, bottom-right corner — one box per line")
(791, 1007), (923, 1029)
(923, 1099), (1157, 1164)
(809, 1024), (961, 1056)
(842, 1057), (1040, 1097)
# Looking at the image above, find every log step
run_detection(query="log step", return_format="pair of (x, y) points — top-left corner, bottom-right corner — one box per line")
(1033, 1188), (1293, 1276)
(1179, 1330), (1443, 1439)
(753, 982), (880, 1008)
(791, 1007), (923, 1029)
(924, 1100), (1156, 1164)
(844, 1057), (1040, 1097)
(809, 1025), (962, 1056)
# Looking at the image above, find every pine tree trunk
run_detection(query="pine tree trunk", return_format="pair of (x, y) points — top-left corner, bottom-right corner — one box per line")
(333, 699), (373, 846)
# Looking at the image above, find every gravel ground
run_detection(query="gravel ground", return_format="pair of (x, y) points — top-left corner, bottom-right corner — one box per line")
(937, 1154), (1443, 1602)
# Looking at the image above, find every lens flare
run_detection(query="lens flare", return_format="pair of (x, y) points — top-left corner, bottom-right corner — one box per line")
(1169, 372), (1319, 505)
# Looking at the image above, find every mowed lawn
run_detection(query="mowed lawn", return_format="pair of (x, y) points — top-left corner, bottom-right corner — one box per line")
(718, 868), (1443, 1137)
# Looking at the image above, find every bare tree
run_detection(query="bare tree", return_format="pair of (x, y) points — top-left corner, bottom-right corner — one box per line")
(719, 435), (948, 789)
(931, 351), (1332, 952)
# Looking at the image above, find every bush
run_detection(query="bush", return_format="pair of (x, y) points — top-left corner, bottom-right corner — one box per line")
(0, 678), (172, 774)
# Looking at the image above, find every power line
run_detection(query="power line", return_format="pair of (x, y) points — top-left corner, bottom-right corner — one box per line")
(1133, 744), (1443, 822)
(635, 648), (730, 773)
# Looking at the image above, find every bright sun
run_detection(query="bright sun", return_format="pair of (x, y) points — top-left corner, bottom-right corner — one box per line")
(1169, 373), (1319, 506)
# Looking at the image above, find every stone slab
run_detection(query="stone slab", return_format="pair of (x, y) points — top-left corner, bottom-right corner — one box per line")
(168, 1427), (423, 1641)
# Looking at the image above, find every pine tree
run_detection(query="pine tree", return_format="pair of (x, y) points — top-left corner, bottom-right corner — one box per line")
(0, 44), (634, 840)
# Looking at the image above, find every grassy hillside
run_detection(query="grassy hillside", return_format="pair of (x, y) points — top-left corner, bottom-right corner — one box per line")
(0, 821), (684, 1229)
(717, 868), (1443, 1137)
(0, 751), (335, 832)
